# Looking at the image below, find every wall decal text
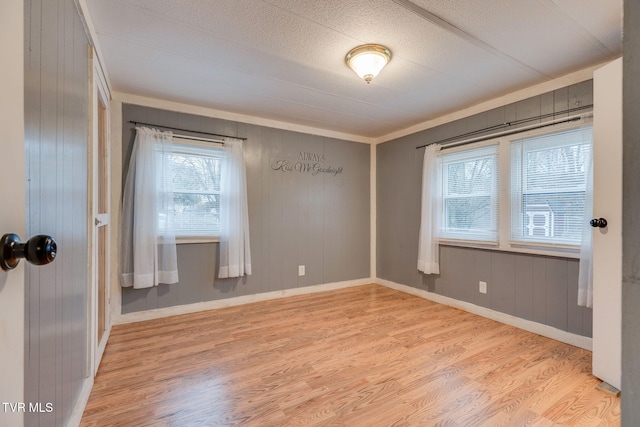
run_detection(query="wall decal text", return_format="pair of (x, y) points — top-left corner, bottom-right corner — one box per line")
(271, 151), (343, 177)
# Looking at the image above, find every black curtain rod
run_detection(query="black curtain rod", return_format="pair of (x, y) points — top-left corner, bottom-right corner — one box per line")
(129, 121), (247, 141)
(415, 104), (593, 150)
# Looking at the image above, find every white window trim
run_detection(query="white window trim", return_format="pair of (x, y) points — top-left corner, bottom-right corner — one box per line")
(176, 236), (220, 244)
(437, 117), (592, 259)
(158, 234), (220, 245)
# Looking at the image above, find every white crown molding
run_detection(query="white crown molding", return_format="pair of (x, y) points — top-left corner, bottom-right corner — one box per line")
(112, 91), (375, 144)
(112, 60), (616, 145)
(374, 61), (616, 144)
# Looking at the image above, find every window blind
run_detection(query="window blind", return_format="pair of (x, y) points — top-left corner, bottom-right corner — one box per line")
(510, 126), (593, 245)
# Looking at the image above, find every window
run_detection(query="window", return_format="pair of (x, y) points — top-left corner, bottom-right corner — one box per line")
(437, 121), (593, 254)
(510, 127), (592, 245)
(440, 145), (499, 241)
(164, 140), (223, 238)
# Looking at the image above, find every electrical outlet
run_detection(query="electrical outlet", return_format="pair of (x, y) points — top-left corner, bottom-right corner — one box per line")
(479, 281), (487, 294)
(298, 265), (305, 276)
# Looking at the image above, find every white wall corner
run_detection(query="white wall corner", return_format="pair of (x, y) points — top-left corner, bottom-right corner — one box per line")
(370, 144), (377, 280)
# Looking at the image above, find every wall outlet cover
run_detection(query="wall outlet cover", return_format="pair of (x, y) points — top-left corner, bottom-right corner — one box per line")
(479, 281), (487, 294)
(298, 265), (305, 276)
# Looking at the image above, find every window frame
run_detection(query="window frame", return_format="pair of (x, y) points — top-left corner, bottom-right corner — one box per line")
(167, 137), (224, 244)
(439, 142), (500, 243)
(437, 118), (593, 259)
(509, 127), (592, 247)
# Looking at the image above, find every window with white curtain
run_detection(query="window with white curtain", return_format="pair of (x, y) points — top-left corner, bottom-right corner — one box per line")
(436, 122), (593, 254)
(162, 140), (224, 238)
(440, 144), (499, 242)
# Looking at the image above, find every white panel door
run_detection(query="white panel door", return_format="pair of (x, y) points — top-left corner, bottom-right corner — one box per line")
(0, 1), (26, 425)
(592, 57), (622, 390)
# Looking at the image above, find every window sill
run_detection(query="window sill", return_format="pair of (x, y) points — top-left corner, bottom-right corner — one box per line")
(176, 236), (220, 245)
(438, 239), (580, 259)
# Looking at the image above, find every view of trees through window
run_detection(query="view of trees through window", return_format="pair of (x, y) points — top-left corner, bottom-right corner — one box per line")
(444, 156), (494, 233)
(438, 125), (592, 247)
(168, 148), (222, 235)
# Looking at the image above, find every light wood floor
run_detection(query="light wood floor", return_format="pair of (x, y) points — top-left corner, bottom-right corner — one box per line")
(81, 284), (620, 426)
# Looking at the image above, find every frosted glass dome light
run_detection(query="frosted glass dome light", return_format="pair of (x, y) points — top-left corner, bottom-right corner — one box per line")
(345, 44), (392, 84)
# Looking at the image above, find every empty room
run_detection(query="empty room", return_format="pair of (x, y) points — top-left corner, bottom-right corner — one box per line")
(3, 0), (640, 426)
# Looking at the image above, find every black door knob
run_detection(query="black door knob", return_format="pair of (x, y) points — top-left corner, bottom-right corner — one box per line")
(0, 233), (57, 271)
(590, 218), (608, 228)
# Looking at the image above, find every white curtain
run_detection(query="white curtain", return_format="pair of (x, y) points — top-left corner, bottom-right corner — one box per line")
(578, 147), (594, 307)
(218, 137), (252, 278)
(120, 127), (179, 288)
(417, 143), (441, 275)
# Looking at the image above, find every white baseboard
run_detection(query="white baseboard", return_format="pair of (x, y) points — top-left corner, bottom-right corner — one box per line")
(115, 278), (373, 325)
(67, 376), (94, 427)
(114, 275), (592, 348)
(376, 278), (592, 351)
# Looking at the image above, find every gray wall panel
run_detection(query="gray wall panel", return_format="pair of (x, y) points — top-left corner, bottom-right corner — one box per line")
(282, 171), (299, 289)
(566, 261), (582, 335)
(544, 258), (568, 331)
(623, 1), (640, 422)
(377, 135), (424, 288)
(540, 92), (555, 117)
(24, 0), (90, 425)
(491, 252), (516, 316)
(553, 86), (570, 116)
(514, 256), (534, 322)
(532, 256), (547, 325)
(515, 96), (542, 122)
(450, 247), (474, 302)
(120, 105), (370, 314)
(582, 301), (593, 338)
(145, 279), (159, 310)
(569, 80), (594, 109)
(377, 82), (593, 337)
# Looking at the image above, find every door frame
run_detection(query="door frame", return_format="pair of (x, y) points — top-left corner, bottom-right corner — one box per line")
(88, 46), (112, 376)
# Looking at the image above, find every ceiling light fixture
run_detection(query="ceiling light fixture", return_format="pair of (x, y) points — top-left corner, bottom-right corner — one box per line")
(345, 44), (392, 84)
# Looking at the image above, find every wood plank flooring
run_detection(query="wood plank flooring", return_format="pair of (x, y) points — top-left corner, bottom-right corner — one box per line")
(81, 284), (620, 426)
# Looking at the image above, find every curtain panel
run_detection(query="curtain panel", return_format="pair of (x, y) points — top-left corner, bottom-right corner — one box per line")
(417, 143), (441, 275)
(120, 127), (179, 288)
(218, 137), (252, 278)
(578, 147), (594, 307)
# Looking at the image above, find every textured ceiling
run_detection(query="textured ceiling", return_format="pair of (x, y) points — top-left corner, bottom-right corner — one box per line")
(85, 0), (622, 139)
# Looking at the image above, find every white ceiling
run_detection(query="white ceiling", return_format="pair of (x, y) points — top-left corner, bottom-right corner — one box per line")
(85, 0), (622, 139)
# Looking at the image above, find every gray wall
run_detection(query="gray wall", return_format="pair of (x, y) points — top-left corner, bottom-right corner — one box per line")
(623, 0), (640, 423)
(120, 104), (370, 314)
(377, 81), (593, 338)
(24, 0), (90, 425)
